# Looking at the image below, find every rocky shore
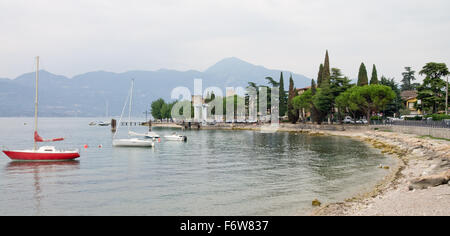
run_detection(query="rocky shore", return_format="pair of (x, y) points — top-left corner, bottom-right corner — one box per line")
(311, 129), (450, 216)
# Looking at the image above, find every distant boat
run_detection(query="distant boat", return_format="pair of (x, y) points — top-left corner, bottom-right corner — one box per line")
(97, 101), (111, 126)
(89, 121), (97, 126)
(2, 57), (80, 161)
(164, 133), (187, 142)
(97, 121), (110, 126)
(112, 79), (154, 148)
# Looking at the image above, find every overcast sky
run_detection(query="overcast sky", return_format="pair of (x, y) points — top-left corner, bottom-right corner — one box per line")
(1, 0), (449, 82)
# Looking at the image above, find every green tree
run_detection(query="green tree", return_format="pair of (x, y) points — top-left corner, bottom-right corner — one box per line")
(265, 76), (280, 87)
(287, 75), (298, 123)
(379, 76), (402, 117)
(279, 72), (288, 117)
(357, 63), (369, 86)
(417, 62), (449, 113)
(329, 68), (352, 98)
(310, 79), (319, 123)
(311, 79), (317, 95)
(321, 50), (331, 86)
(329, 68), (353, 122)
(292, 89), (313, 123)
(312, 82), (334, 124)
(317, 64), (324, 87)
(335, 88), (358, 120)
(339, 85), (396, 121)
(401, 67), (417, 91)
(370, 64), (378, 85)
(151, 98), (166, 120)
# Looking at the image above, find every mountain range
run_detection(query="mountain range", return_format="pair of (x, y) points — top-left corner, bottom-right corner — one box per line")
(0, 57), (310, 117)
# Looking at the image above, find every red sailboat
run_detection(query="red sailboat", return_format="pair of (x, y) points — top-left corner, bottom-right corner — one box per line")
(2, 57), (80, 161)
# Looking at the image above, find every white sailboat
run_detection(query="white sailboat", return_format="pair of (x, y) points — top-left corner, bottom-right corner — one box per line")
(98, 101), (111, 126)
(112, 79), (154, 147)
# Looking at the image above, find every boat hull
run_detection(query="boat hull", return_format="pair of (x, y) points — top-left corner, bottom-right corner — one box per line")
(164, 136), (187, 142)
(3, 150), (80, 161)
(113, 139), (155, 147)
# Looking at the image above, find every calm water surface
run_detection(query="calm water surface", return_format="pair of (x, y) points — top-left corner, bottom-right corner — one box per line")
(0, 118), (395, 215)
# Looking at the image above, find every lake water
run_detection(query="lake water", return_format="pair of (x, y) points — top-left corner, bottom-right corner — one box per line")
(0, 117), (395, 215)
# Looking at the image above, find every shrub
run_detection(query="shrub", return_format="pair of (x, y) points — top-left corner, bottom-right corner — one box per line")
(424, 114), (450, 121)
(405, 116), (423, 120)
(371, 115), (382, 121)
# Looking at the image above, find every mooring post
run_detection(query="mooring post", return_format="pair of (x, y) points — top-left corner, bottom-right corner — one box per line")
(111, 119), (117, 133)
(149, 120), (152, 131)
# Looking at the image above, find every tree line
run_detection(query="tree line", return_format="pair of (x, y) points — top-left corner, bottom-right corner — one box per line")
(149, 51), (449, 122)
(291, 51), (449, 124)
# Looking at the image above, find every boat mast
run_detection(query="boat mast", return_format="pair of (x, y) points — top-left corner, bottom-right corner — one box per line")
(34, 56), (39, 150)
(128, 79), (134, 133)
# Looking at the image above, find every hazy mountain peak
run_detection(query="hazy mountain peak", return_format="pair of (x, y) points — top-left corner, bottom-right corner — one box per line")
(205, 57), (261, 74)
(0, 58), (311, 116)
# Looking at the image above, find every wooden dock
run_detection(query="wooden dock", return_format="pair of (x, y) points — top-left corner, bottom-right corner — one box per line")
(110, 119), (202, 132)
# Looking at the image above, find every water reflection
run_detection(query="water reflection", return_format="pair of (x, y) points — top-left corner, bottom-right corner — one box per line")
(0, 117), (395, 215)
(5, 161), (80, 215)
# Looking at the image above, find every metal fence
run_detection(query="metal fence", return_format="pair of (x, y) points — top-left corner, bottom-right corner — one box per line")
(377, 119), (450, 129)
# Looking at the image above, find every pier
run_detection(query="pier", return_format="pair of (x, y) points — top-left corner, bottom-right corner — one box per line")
(110, 119), (202, 131)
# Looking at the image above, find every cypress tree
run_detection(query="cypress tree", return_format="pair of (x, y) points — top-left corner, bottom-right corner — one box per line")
(279, 72), (287, 117)
(357, 63), (369, 86)
(317, 64), (324, 87)
(311, 79), (317, 95)
(287, 75), (298, 123)
(310, 79), (318, 123)
(321, 50), (331, 86)
(370, 64), (378, 84)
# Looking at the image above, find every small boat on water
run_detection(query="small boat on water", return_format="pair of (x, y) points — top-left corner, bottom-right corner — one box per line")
(112, 79), (154, 148)
(128, 131), (160, 139)
(98, 101), (111, 126)
(97, 121), (111, 126)
(4, 146), (80, 161)
(112, 138), (155, 147)
(164, 133), (187, 142)
(2, 57), (80, 161)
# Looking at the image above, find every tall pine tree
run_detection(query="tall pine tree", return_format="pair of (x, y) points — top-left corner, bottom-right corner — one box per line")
(317, 64), (324, 87)
(357, 63), (369, 86)
(321, 50), (331, 86)
(287, 74), (298, 123)
(370, 64), (378, 84)
(279, 72), (287, 117)
(310, 79), (318, 124)
(401, 67), (417, 91)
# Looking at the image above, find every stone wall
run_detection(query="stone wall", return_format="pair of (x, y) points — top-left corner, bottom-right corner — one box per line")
(385, 125), (450, 140)
(199, 122), (450, 140)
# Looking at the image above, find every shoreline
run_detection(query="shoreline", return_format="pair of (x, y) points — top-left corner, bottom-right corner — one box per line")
(172, 123), (450, 216)
(312, 129), (450, 216)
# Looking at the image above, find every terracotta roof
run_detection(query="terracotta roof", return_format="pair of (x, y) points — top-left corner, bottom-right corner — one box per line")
(400, 90), (418, 100)
(296, 86), (311, 91)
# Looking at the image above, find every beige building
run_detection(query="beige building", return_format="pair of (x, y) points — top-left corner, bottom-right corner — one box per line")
(400, 90), (422, 115)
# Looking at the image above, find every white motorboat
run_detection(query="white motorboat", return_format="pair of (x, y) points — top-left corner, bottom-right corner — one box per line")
(98, 121), (111, 126)
(128, 131), (160, 139)
(112, 138), (155, 147)
(164, 133), (187, 142)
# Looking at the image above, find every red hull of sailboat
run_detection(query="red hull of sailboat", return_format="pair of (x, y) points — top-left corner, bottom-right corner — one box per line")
(2, 151), (80, 161)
